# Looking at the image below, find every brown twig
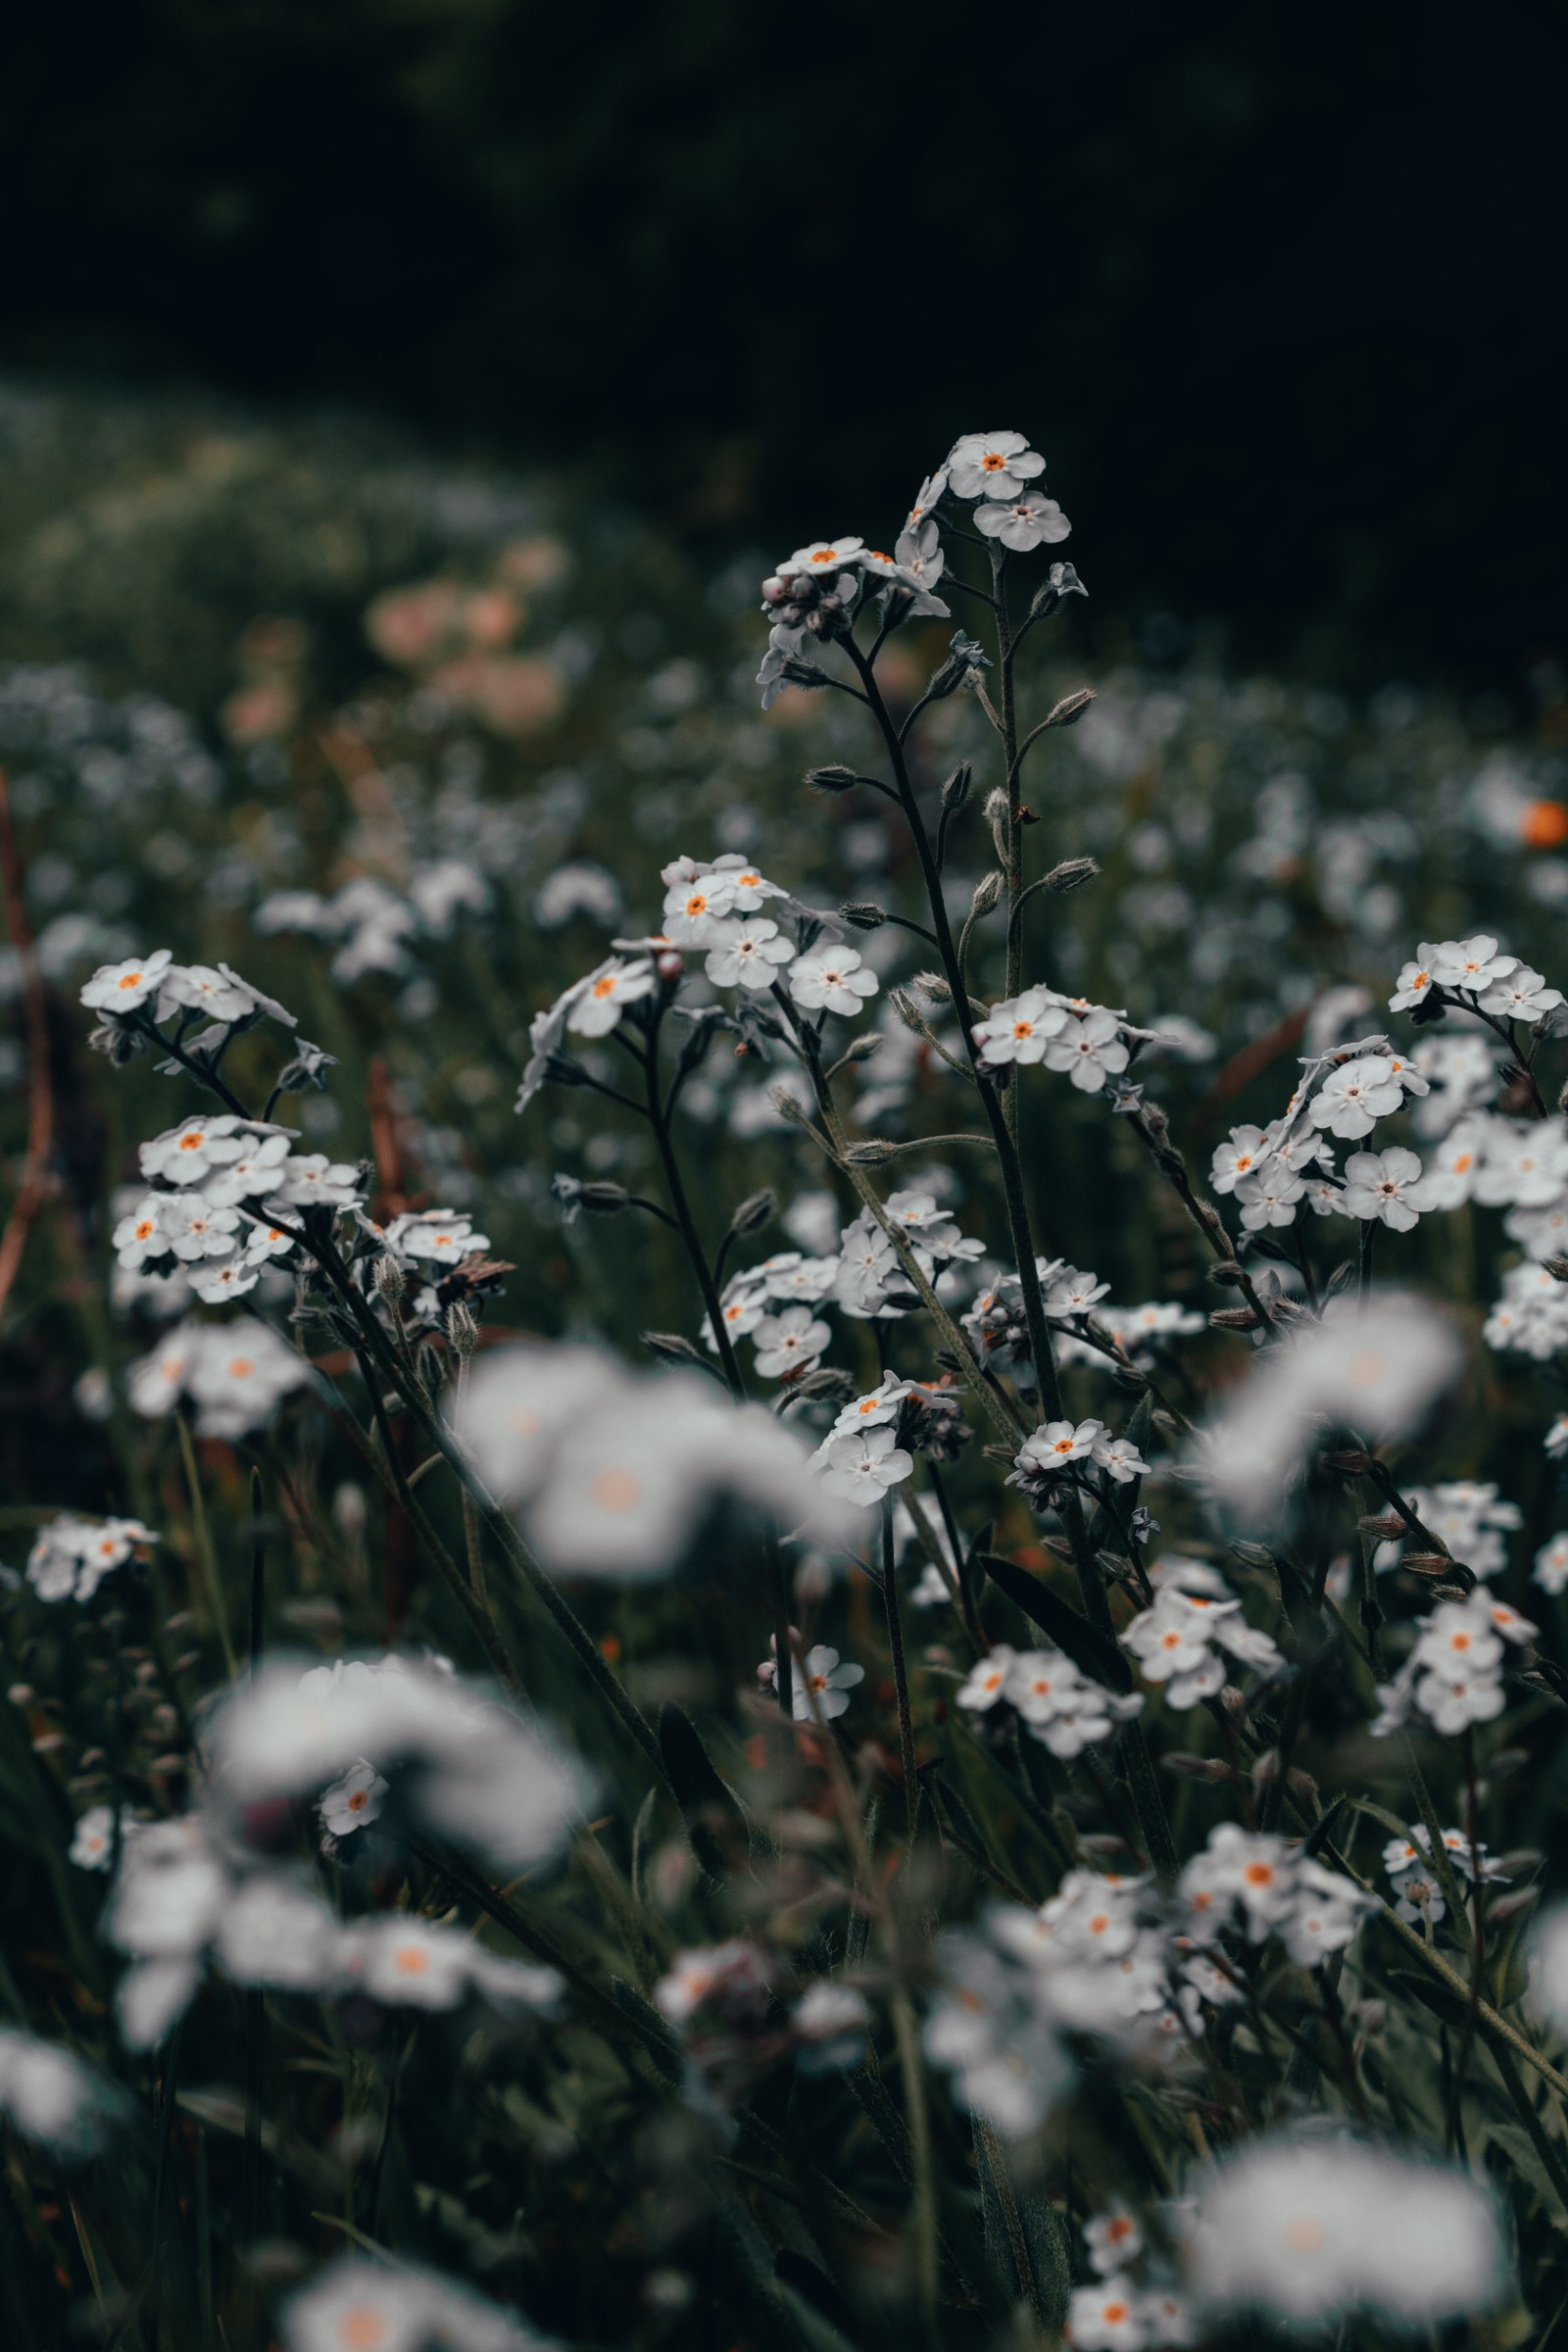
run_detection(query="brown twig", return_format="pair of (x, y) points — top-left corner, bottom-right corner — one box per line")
(0, 770), (56, 1325)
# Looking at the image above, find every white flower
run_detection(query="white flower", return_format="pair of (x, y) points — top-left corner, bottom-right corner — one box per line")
(1066, 2279), (1146, 2350)
(833, 1374), (912, 1431)
(1340, 1146), (1423, 1230)
(1209, 1125), (1272, 1194)
(278, 2256), (544, 2352)
(156, 962), (260, 1023)
(789, 946), (878, 1017)
(185, 1335), (308, 1439)
(1412, 1663), (1505, 1735)
(272, 1153), (366, 1210)
(1547, 1414), (1568, 1461)
(113, 1194), (171, 1268)
(1084, 2207), (1144, 2277)
(1429, 934), (1518, 991)
(972, 987), (1070, 1066)
(904, 470), (949, 531)
(1043, 1263), (1111, 1316)
(126, 1322), (205, 1418)
(160, 1193), (243, 1260)
(70, 1804), (129, 1870)
(973, 491), (1070, 554)
(1018, 1416), (1102, 1469)
(1534, 1532), (1568, 1594)
(786, 1644), (865, 1724)
(956, 1645), (1017, 1711)
(1185, 2135), (1504, 2328)
(705, 918), (795, 990)
(139, 1112), (247, 1186)
(1473, 1119), (1568, 1206)
(1094, 1433), (1150, 1483)
(947, 431), (1047, 502)
(1531, 1903), (1568, 2035)
(779, 537), (865, 577)
(189, 1253), (261, 1304)
(27, 1513), (157, 1603)
(318, 1758), (389, 1837)
(1479, 963), (1565, 1021)
(1307, 1055), (1403, 1138)
(79, 948), (173, 1013)
(202, 1130), (293, 1205)
(385, 1208), (490, 1265)
(752, 1305), (830, 1379)
(564, 956), (656, 1036)
(1044, 1007), (1130, 1092)
(1235, 1166), (1304, 1229)
(1389, 947), (1441, 1011)
(1411, 1114), (1487, 1207)
(811, 1422), (913, 1506)
(0, 2030), (128, 2163)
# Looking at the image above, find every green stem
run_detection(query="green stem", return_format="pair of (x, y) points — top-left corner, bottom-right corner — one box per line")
(175, 1413), (236, 1679)
(881, 1499), (919, 1840)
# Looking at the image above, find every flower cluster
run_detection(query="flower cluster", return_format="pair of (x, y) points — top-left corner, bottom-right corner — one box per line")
(25, 1513), (158, 1604)
(125, 1316), (311, 1438)
(1180, 1824), (1374, 1970)
(956, 1642), (1144, 1758)
(1372, 1590), (1539, 1736)
(1121, 1560), (1284, 1709)
(1383, 1823), (1510, 1926)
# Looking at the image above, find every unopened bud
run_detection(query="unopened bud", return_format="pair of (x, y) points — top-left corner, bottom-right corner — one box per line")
(1207, 1261), (1249, 1288)
(1044, 856), (1100, 894)
(909, 971), (952, 1004)
(445, 1302), (478, 1357)
(1398, 1550), (1456, 1577)
(807, 764), (859, 794)
(843, 1032), (883, 1062)
(840, 1140), (897, 1167)
(889, 987), (928, 1036)
(1209, 1306), (1261, 1331)
(1161, 1752), (1235, 1784)
(729, 1189), (775, 1235)
(969, 871), (1004, 919)
(768, 1086), (812, 1129)
(1544, 1254), (1568, 1283)
(1356, 1511), (1410, 1541)
(371, 1252), (405, 1303)
(580, 1181), (631, 1215)
(1319, 1447), (1372, 1476)
(940, 762), (973, 809)
(1044, 686), (1096, 728)
(841, 901), (886, 930)
(1229, 1541), (1275, 1569)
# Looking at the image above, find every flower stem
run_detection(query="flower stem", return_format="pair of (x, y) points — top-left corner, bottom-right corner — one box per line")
(881, 1498), (920, 1840)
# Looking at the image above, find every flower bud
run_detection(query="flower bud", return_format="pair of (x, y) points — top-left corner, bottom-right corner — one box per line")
(807, 764), (859, 795)
(840, 901), (886, 929)
(968, 871), (1004, 919)
(940, 762), (973, 809)
(1044, 686), (1097, 728)
(729, 1189), (775, 1235)
(445, 1302), (478, 1357)
(371, 1252), (405, 1303)
(1044, 856), (1100, 894)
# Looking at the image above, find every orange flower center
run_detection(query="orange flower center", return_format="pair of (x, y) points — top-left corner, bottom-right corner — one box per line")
(592, 1467), (641, 1513)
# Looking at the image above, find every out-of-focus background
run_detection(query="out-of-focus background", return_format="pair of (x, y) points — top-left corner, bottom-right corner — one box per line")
(2, 0), (1564, 689)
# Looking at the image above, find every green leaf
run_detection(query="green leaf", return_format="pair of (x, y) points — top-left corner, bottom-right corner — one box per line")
(1383, 1965), (1475, 2032)
(978, 1552), (1131, 1690)
(972, 2117), (1071, 2329)
(658, 1702), (750, 1880)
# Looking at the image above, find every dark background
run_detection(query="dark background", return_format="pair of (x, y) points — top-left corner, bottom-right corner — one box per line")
(1, 0), (1563, 690)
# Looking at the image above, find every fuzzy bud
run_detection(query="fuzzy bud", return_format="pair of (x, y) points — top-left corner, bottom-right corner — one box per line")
(1207, 1261), (1249, 1288)
(840, 1140), (897, 1167)
(768, 1085), (812, 1130)
(1208, 1306), (1261, 1331)
(371, 1252), (406, 1303)
(842, 1031), (883, 1062)
(940, 762), (973, 809)
(968, 870), (1004, 920)
(909, 971), (952, 1004)
(840, 902), (887, 930)
(1319, 1447), (1372, 1476)
(1544, 1254), (1568, 1284)
(1044, 686), (1096, 728)
(888, 987), (928, 1036)
(1356, 1511), (1411, 1541)
(806, 764), (859, 795)
(579, 1182), (632, 1215)
(1043, 856), (1100, 895)
(642, 1331), (707, 1366)
(445, 1302), (478, 1357)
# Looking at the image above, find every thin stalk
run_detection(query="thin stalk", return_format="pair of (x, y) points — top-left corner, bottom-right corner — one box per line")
(881, 1499), (919, 1840)
(642, 1015), (745, 1397)
(352, 1353), (523, 1694)
(1358, 1217), (1376, 1305)
(175, 1413), (237, 1678)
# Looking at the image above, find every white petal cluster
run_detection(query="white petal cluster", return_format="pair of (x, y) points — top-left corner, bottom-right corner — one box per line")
(956, 1642), (1144, 1758)
(258, 870), (485, 983)
(1184, 2134), (1505, 2328)
(1122, 1565), (1284, 1709)
(1011, 1414), (1150, 1498)
(789, 944), (877, 1017)
(461, 1344), (858, 1573)
(1180, 1824), (1373, 1968)
(973, 987), (1129, 1092)
(126, 1317), (311, 1438)
(26, 1512), (158, 1603)
(1389, 931), (1564, 1021)
(1371, 1589), (1537, 1738)
(1485, 1257), (1568, 1359)
(1383, 1823), (1508, 1927)
(381, 1206), (491, 1267)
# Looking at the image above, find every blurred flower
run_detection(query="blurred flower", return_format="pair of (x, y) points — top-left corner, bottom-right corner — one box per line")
(0, 2030), (129, 2163)
(280, 2255), (553, 2352)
